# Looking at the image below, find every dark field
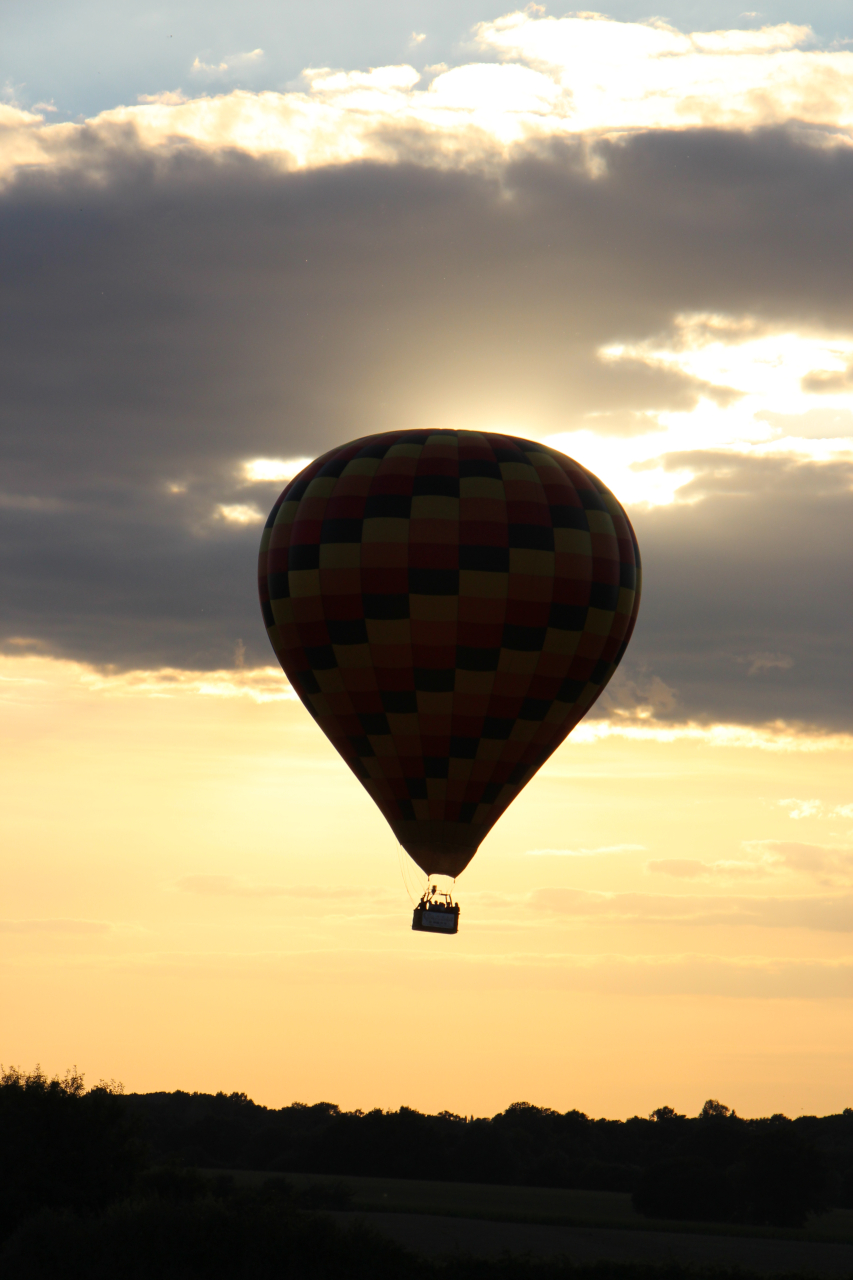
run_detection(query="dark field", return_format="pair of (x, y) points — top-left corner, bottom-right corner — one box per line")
(207, 1171), (853, 1275)
(327, 1209), (853, 1277)
(223, 1170), (853, 1242)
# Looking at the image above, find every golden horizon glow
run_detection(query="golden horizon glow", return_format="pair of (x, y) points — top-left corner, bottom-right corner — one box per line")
(2, 651), (850, 1117)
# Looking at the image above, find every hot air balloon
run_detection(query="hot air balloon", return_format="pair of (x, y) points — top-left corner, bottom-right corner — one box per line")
(258, 430), (641, 933)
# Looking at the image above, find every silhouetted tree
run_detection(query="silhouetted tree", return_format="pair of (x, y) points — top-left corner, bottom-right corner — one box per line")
(700, 1100), (732, 1119)
(649, 1107), (685, 1123)
(115, 1089), (852, 1210)
(632, 1158), (733, 1222)
(0, 1066), (142, 1239)
(729, 1123), (829, 1227)
(687, 1099), (746, 1171)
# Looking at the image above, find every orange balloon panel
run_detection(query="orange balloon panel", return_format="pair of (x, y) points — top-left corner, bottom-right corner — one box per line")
(258, 430), (641, 877)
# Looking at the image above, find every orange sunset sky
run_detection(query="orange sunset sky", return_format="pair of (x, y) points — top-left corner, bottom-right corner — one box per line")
(2, 2), (851, 1117)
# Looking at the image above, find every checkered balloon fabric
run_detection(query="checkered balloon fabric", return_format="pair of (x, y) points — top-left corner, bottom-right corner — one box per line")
(258, 430), (641, 878)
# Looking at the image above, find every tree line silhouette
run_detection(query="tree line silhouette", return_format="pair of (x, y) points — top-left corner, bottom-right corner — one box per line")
(123, 1088), (852, 1225)
(2, 1067), (851, 1277)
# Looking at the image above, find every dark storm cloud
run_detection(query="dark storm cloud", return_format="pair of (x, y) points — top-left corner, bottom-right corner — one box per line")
(1, 124), (851, 725)
(615, 453), (853, 729)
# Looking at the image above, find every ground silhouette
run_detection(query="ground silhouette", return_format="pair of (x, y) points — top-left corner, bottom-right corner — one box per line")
(2, 1068), (852, 1277)
(120, 1090), (851, 1223)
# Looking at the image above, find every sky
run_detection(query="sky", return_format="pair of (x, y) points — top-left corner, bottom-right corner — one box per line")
(1, 3), (851, 1119)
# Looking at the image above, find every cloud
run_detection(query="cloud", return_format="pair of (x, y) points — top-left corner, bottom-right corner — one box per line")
(0, 25), (849, 735)
(242, 457), (314, 484)
(778, 797), (824, 819)
(776, 799), (853, 820)
(34, 655), (838, 751)
(77, 664), (297, 703)
(0, 15), (851, 186)
(617, 453), (852, 729)
(65, 943), (853, 999)
(757, 407), (853, 439)
(213, 503), (264, 525)
(646, 858), (771, 880)
(472, 15), (849, 132)
(0, 102), (42, 127)
(3, 15), (850, 183)
(566, 720), (853, 753)
(174, 876), (397, 906)
(582, 317), (853, 505)
(744, 840), (853, 886)
(528, 888), (853, 931)
(0, 918), (113, 933)
(539, 954), (853, 999)
(526, 844), (645, 857)
(466, 953), (853, 1000)
(0, 137), (845, 711)
(137, 91), (188, 107)
(597, 674), (680, 721)
(742, 652), (794, 676)
(190, 50), (265, 81)
(802, 362), (853, 394)
(646, 839), (853, 884)
(175, 875), (289, 897)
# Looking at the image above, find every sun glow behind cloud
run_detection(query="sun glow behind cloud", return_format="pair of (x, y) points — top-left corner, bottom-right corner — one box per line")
(230, 317), (853, 515)
(242, 457), (314, 484)
(214, 502), (264, 524)
(601, 318), (853, 455)
(5, 14), (853, 521)
(537, 315), (853, 508)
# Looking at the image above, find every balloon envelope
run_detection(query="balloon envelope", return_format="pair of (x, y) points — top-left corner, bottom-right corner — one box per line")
(258, 430), (641, 877)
